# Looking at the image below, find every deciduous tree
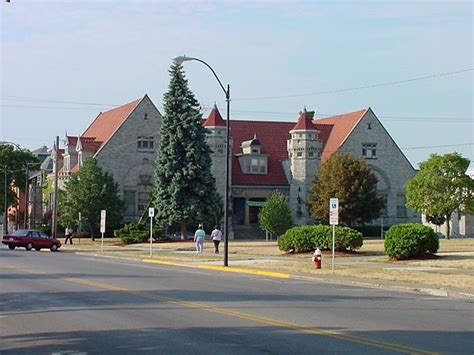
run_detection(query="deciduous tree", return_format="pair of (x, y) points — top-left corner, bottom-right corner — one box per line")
(59, 158), (124, 237)
(308, 152), (383, 226)
(405, 153), (473, 239)
(258, 191), (293, 237)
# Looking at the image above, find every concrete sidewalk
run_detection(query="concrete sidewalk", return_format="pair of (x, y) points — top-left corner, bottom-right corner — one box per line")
(64, 238), (474, 300)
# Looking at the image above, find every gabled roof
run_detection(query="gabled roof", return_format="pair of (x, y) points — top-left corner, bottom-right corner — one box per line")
(291, 109), (317, 131)
(78, 136), (103, 152)
(204, 104), (226, 127)
(82, 98), (142, 146)
(315, 109), (368, 162)
(230, 108), (368, 186)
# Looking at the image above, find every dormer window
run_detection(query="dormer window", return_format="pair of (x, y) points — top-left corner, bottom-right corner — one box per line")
(64, 155), (70, 172)
(237, 134), (268, 175)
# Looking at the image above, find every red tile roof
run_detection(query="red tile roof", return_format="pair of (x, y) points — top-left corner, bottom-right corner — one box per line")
(80, 136), (103, 151)
(231, 120), (294, 186)
(230, 108), (368, 186)
(316, 109), (367, 162)
(291, 110), (317, 131)
(204, 104), (226, 127)
(82, 98), (141, 147)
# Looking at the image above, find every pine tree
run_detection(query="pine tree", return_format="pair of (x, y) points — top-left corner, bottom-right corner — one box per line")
(153, 63), (223, 238)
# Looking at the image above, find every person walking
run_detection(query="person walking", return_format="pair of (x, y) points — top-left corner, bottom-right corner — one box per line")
(194, 224), (205, 254)
(211, 225), (222, 254)
(64, 226), (73, 245)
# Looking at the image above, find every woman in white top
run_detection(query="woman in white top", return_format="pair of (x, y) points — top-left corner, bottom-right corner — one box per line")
(211, 225), (222, 254)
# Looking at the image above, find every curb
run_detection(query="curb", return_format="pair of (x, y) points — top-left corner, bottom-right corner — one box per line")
(73, 251), (473, 300)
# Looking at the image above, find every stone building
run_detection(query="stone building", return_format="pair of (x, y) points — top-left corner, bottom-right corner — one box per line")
(48, 94), (418, 236)
(203, 105), (419, 237)
(50, 94), (162, 221)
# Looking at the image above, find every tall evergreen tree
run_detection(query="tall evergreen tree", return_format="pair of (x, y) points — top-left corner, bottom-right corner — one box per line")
(153, 63), (223, 238)
(308, 152), (384, 226)
(59, 158), (124, 237)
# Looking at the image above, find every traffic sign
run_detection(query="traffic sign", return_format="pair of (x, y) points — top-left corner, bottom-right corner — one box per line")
(100, 210), (106, 233)
(148, 207), (155, 217)
(329, 198), (338, 225)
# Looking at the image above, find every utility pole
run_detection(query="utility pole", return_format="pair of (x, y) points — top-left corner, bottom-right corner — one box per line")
(52, 136), (59, 238)
(24, 164), (29, 229)
(3, 166), (7, 235)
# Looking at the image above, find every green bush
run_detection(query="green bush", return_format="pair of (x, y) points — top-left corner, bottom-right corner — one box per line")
(384, 223), (439, 259)
(278, 225), (363, 253)
(114, 222), (162, 245)
(335, 226), (364, 251)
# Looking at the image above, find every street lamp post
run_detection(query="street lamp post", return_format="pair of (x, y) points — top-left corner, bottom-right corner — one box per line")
(172, 55), (231, 266)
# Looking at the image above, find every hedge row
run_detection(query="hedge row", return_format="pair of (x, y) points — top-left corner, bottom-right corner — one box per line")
(278, 225), (363, 253)
(114, 222), (163, 245)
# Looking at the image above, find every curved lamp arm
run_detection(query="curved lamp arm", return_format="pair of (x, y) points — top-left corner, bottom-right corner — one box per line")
(172, 55), (229, 100)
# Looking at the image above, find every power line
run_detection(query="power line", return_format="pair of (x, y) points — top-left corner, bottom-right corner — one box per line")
(2, 96), (119, 107)
(401, 143), (473, 150)
(234, 68), (473, 101)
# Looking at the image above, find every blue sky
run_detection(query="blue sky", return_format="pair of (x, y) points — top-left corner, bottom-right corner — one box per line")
(1, 0), (472, 168)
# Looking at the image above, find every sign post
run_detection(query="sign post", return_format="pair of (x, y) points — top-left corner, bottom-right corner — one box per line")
(329, 198), (339, 273)
(100, 209), (106, 253)
(149, 207), (154, 256)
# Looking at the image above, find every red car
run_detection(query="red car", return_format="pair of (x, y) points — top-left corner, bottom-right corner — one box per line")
(2, 229), (61, 251)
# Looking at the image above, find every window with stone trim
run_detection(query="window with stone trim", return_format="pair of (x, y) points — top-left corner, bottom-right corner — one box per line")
(137, 136), (154, 152)
(396, 194), (407, 218)
(124, 190), (136, 216)
(362, 143), (377, 159)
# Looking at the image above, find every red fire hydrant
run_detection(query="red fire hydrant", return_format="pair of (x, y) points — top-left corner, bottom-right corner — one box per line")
(312, 248), (322, 269)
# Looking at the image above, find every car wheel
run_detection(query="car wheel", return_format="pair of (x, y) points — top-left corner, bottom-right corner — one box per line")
(50, 244), (58, 252)
(8, 245), (15, 250)
(26, 242), (33, 251)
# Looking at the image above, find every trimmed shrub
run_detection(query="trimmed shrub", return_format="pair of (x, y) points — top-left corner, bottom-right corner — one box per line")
(384, 223), (439, 259)
(115, 222), (162, 245)
(335, 226), (364, 251)
(278, 224), (363, 253)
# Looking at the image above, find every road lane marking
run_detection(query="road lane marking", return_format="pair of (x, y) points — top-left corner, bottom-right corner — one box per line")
(0, 263), (437, 355)
(142, 259), (290, 279)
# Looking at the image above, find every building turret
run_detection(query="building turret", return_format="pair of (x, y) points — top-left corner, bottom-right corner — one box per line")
(204, 104), (232, 203)
(287, 108), (322, 224)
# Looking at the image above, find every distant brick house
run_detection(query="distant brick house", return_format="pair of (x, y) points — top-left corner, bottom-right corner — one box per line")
(47, 94), (419, 236)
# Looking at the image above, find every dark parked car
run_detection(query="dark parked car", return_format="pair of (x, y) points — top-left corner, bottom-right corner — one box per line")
(2, 229), (61, 251)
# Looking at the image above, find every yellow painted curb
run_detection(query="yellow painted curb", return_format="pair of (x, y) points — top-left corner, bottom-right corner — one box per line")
(142, 259), (290, 279)
(198, 265), (290, 279)
(142, 259), (190, 268)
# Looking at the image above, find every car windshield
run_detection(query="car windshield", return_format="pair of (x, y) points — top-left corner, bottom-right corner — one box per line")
(12, 230), (28, 236)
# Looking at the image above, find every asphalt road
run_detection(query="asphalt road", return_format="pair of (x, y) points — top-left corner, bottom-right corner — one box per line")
(0, 247), (473, 354)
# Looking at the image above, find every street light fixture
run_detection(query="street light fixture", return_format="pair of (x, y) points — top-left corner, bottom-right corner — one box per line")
(172, 55), (231, 267)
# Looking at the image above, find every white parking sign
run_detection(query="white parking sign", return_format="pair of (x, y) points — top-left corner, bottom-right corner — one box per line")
(329, 198), (339, 225)
(148, 207), (155, 217)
